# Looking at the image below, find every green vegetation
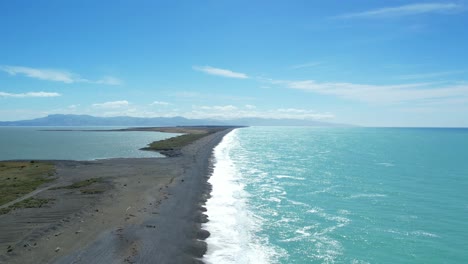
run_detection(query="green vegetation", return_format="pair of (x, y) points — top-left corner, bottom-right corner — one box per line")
(143, 130), (217, 151)
(0, 198), (52, 215)
(80, 187), (105, 194)
(53, 178), (101, 190)
(144, 133), (210, 151)
(51, 178), (105, 195)
(135, 126), (234, 153)
(0, 161), (55, 206)
(140, 126), (233, 155)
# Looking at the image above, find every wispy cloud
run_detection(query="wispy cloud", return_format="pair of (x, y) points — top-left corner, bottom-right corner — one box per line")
(281, 79), (468, 105)
(171, 91), (254, 101)
(190, 105), (333, 120)
(94, 76), (123, 85)
(0, 65), (122, 85)
(68, 104), (80, 109)
(1, 66), (76, 83)
(92, 100), (129, 109)
(193, 66), (248, 79)
(335, 3), (463, 19)
(199, 105), (238, 111)
(291, 62), (322, 69)
(0, 91), (61, 98)
(396, 70), (467, 80)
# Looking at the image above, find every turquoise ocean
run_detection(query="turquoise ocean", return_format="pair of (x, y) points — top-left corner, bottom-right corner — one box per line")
(0, 127), (178, 160)
(203, 127), (468, 263)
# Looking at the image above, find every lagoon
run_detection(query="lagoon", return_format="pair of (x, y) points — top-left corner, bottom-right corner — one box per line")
(0, 127), (177, 161)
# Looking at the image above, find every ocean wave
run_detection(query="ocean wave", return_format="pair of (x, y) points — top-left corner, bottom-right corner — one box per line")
(282, 182), (302, 187)
(352, 260), (371, 264)
(348, 193), (387, 199)
(411, 230), (439, 238)
(305, 207), (351, 238)
(203, 130), (282, 264)
(288, 199), (309, 207)
(296, 225), (315, 237)
(280, 224), (344, 263)
(309, 185), (338, 195)
(278, 216), (299, 223)
(337, 209), (351, 215)
(307, 207), (350, 222)
(280, 225), (317, 242)
(376, 162), (395, 167)
(265, 197), (282, 203)
(276, 175), (306, 180)
(385, 229), (439, 238)
(307, 208), (320, 214)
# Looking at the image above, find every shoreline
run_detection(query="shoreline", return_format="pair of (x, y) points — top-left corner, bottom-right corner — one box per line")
(0, 127), (237, 263)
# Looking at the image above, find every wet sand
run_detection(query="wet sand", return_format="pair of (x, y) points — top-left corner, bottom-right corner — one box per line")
(0, 127), (234, 264)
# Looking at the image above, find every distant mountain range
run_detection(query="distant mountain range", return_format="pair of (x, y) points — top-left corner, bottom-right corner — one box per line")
(0, 114), (347, 127)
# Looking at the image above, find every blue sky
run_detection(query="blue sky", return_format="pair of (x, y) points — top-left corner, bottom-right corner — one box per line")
(1, 1), (467, 126)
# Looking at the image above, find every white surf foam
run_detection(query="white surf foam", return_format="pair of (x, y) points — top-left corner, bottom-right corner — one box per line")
(203, 129), (278, 264)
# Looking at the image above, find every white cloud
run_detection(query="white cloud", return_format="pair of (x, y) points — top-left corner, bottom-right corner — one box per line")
(282, 79), (468, 105)
(0, 65), (122, 85)
(336, 3), (462, 19)
(92, 100), (130, 109)
(150, 101), (171, 106)
(245, 104), (256, 109)
(193, 66), (248, 79)
(0, 91), (61, 98)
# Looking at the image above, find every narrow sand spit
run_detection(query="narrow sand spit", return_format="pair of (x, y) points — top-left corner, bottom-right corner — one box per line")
(0, 128), (234, 264)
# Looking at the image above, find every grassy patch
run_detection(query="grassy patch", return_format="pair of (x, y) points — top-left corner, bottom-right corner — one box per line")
(0, 161), (55, 206)
(50, 178), (105, 195)
(80, 187), (105, 194)
(0, 198), (52, 215)
(53, 178), (100, 190)
(143, 132), (211, 151)
(140, 126), (235, 154)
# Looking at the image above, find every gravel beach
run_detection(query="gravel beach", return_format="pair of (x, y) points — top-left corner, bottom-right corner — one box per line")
(0, 127), (234, 264)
